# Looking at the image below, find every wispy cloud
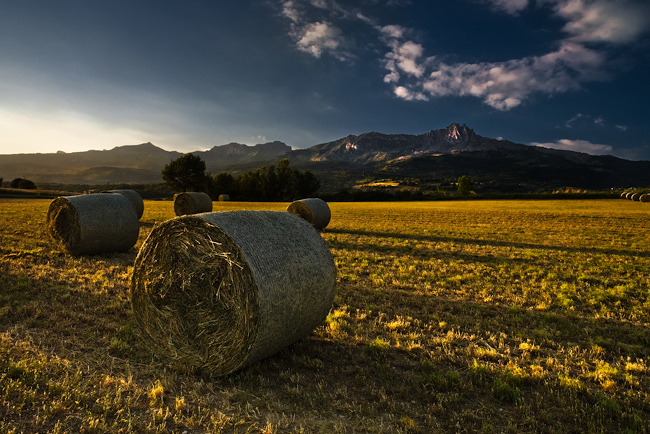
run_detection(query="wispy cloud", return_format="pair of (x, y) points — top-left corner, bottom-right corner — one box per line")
(484, 0), (529, 14)
(277, 0), (649, 109)
(383, 0), (648, 109)
(616, 124), (628, 131)
(552, 0), (650, 44)
(280, 0), (353, 60)
(532, 138), (613, 155)
(295, 21), (347, 58)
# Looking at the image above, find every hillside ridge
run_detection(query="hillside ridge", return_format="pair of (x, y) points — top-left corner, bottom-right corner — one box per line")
(1, 123), (648, 190)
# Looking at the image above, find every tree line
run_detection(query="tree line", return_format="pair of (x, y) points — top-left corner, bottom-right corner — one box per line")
(0, 177), (37, 189)
(162, 154), (320, 201)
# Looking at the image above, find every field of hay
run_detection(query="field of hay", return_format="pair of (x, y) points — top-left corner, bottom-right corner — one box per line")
(1, 198), (649, 433)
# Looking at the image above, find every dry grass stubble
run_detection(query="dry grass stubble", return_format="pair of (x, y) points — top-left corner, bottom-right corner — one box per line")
(0, 198), (649, 433)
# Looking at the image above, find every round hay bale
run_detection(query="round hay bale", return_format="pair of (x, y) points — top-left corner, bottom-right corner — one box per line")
(174, 192), (213, 216)
(632, 193), (642, 201)
(621, 192), (628, 199)
(218, 194), (230, 201)
(626, 192), (634, 199)
(286, 198), (331, 230)
(103, 189), (144, 219)
(46, 193), (139, 255)
(640, 194), (650, 202)
(131, 211), (337, 376)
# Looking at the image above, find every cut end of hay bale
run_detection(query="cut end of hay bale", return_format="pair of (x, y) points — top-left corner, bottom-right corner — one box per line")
(131, 210), (336, 376)
(132, 216), (259, 374)
(47, 197), (82, 254)
(174, 192), (213, 216)
(46, 194), (139, 255)
(286, 198), (331, 230)
(218, 194), (230, 201)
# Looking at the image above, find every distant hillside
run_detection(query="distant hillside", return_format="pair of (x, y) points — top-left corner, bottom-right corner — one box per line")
(2, 123), (649, 191)
(288, 123), (650, 192)
(0, 141), (291, 185)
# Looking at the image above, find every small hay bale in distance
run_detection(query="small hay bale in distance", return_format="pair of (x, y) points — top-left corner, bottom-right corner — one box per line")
(286, 198), (331, 230)
(621, 192), (628, 199)
(626, 192), (634, 199)
(640, 194), (650, 203)
(632, 193), (642, 201)
(173, 192), (213, 216)
(102, 189), (144, 219)
(131, 210), (337, 376)
(218, 194), (230, 201)
(46, 193), (139, 255)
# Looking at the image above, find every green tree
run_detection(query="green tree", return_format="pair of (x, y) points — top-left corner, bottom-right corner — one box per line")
(10, 178), (24, 188)
(161, 153), (209, 192)
(457, 175), (475, 195)
(292, 169), (320, 199)
(209, 172), (237, 199)
(18, 179), (36, 190)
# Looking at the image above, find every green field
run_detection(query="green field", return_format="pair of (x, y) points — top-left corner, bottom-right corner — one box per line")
(1, 198), (649, 433)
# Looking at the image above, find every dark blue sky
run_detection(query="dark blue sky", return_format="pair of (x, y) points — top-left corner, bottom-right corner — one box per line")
(1, 0), (649, 160)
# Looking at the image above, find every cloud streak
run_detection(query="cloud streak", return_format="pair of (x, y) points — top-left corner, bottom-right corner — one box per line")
(278, 0), (650, 110)
(281, 0), (353, 60)
(532, 138), (613, 155)
(384, 0), (649, 109)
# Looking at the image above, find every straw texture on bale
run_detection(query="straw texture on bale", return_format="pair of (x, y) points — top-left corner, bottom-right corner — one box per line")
(174, 192), (213, 216)
(286, 198), (331, 230)
(131, 210), (337, 376)
(103, 189), (144, 219)
(46, 193), (139, 255)
(640, 194), (650, 203)
(218, 194), (230, 201)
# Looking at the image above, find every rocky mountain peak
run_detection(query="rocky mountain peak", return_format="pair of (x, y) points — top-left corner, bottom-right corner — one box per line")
(439, 123), (475, 144)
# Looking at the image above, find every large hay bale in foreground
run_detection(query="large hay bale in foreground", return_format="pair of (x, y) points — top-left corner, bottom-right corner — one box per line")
(131, 211), (337, 376)
(286, 198), (331, 230)
(174, 192), (213, 216)
(218, 194), (230, 201)
(46, 193), (139, 255)
(103, 189), (144, 219)
(640, 194), (650, 203)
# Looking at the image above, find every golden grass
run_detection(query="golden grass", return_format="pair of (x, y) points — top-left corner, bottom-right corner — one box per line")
(1, 198), (649, 433)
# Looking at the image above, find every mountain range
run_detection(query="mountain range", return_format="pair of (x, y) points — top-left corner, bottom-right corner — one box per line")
(1, 123), (649, 192)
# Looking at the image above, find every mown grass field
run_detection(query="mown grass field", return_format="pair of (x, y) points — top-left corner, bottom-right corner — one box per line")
(1, 198), (649, 433)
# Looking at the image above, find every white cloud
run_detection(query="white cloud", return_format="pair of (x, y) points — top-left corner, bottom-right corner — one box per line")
(532, 138), (613, 155)
(281, 1), (301, 23)
(280, 1), (353, 60)
(565, 113), (584, 127)
(616, 124), (628, 131)
(393, 86), (428, 101)
(383, 0), (648, 108)
(296, 21), (347, 58)
(412, 41), (607, 109)
(552, 0), (650, 44)
(277, 0), (649, 109)
(384, 40), (426, 78)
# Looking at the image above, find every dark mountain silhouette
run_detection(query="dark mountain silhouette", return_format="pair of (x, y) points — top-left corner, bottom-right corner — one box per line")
(1, 123), (648, 191)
